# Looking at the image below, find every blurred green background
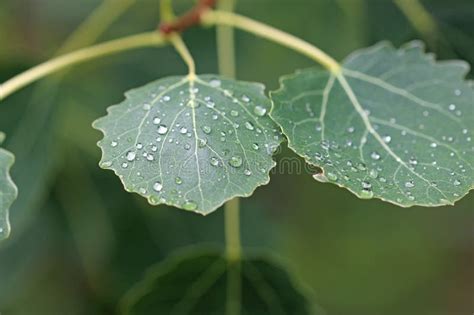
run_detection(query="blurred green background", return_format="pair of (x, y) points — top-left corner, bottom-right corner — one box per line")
(0, 0), (473, 314)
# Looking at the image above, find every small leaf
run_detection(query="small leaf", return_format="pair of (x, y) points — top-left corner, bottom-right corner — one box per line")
(120, 249), (324, 315)
(271, 41), (473, 207)
(0, 132), (18, 240)
(93, 75), (281, 214)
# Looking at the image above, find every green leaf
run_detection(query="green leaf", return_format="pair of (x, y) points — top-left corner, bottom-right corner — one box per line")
(120, 249), (324, 315)
(271, 41), (473, 207)
(93, 75), (281, 214)
(0, 132), (17, 240)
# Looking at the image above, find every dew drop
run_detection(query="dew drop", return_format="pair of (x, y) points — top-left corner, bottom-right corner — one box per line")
(369, 169), (378, 179)
(405, 180), (415, 188)
(210, 157), (220, 167)
(162, 95), (171, 102)
(252, 143), (259, 150)
(230, 110), (239, 117)
(153, 182), (163, 192)
(175, 177), (183, 185)
(180, 127), (188, 134)
(383, 135), (392, 144)
(183, 200), (198, 211)
(244, 121), (255, 130)
(360, 189), (374, 199)
(430, 142), (438, 148)
(153, 117), (161, 125)
(126, 151), (137, 161)
(229, 156), (243, 168)
(111, 141), (118, 147)
(241, 95), (250, 103)
(209, 79), (221, 87)
(254, 106), (267, 116)
(448, 104), (456, 111)
(244, 169), (252, 176)
(157, 125), (168, 135)
(370, 152), (381, 161)
(453, 179), (461, 186)
(202, 126), (212, 134)
(362, 181), (372, 189)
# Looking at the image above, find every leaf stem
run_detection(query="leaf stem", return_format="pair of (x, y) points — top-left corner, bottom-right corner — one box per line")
(216, 0), (236, 78)
(224, 198), (241, 261)
(393, 0), (437, 41)
(169, 34), (196, 78)
(0, 32), (167, 101)
(202, 10), (341, 73)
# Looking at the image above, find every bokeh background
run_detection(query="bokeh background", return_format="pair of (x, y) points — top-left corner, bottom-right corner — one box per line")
(0, 0), (473, 314)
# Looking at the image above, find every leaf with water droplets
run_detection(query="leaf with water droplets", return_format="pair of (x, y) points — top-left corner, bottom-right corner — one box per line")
(93, 75), (281, 214)
(120, 249), (324, 315)
(0, 132), (17, 240)
(271, 41), (473, 207)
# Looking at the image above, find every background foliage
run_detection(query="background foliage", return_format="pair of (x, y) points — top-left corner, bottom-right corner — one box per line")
(0, 0), (473, 314)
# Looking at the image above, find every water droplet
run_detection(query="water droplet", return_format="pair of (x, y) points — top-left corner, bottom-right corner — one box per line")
(370, 152), (381, 160)
(254, 106), (267, 116)
(126, 151), (137, 161)
(198, 138), (208, 148)
(153, 182), (163, 192)
(369, 169), (378, 179)
(229, 156), (243, 168)
(360, 189), (374, 199)
(209, 79), (221, 87)
(210, 157), (220, 166)
(157, 125), (168, 135)
(230, 110), (239, 117)
(122, 162), (128, 168)
(143, 103), (151, 110)
(162, 95), (171, 102)
(244, 169), (252, 176)
(356, 162), (367, 171)
(183, 200), (197, 211)
(409, 157), (418, 165)
(202, 126), (212, 134)
(180, 127), (188, 134)
(430, 142), (437, 148)
(347, 126), (355, 133)
(383, 135), (392, 144)
(241, 95), (250, 103)
(252, 143), (259, 150)
(101, 161), (112, 168)
(405, 181), (415, 188)
(313, 173), (328, 183)
(453, 179), (461, 186)
(153, 117), (161, 125)
(362, 181), (372, 189)
(146, 154), (154, 161)
(448, 104), (456, 111)
(454, 89), (462, 96)
(136, 143), (143, 149)
(111, 141), (118, 147)
(326, 172), (338, 181)
(175, 177), (183, 185)
(244, 121), (255, 130)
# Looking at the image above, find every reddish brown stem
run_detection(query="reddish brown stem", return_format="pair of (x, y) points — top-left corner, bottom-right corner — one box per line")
(159, 0), (216, 34)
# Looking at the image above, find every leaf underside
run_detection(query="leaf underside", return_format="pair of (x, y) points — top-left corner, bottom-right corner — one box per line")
(0, 132), (17, 240)
(271, 41), (473, 207)
(93, 75), (282, 215)
(121, 249), (322, 315)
